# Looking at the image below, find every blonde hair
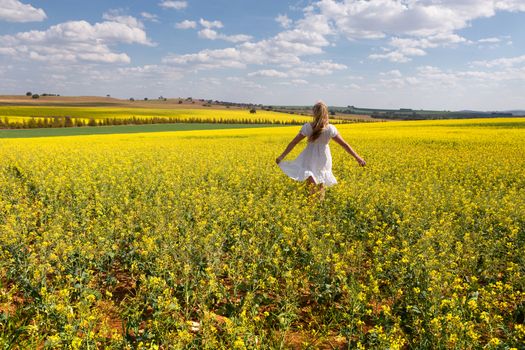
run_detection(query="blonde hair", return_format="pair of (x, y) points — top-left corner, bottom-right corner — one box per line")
(309, 101), (329, 142)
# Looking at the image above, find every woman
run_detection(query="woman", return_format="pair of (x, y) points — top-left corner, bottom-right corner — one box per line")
(276, 101), (366, 198)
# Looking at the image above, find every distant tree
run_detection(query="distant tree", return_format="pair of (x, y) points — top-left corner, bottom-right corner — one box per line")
(163, 98), (167, 101)
(64, 116), (73, 127)
(144, 97), (148, 101)
(27, 118), (37, 128)
(329, 110), (336, 116)
(250, 108), (256, 114)
(26, 91), (32, 96)
(32, 94), (39, 99)
(178, 100), (183, 104)
(106, 94), (111, 97)
(129, 97), (135, 101)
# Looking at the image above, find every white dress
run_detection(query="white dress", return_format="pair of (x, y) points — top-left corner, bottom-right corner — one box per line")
(278, 122), (338, 186)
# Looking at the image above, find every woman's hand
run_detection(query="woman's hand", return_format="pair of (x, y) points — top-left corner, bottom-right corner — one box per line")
(356, 157), (366, 167)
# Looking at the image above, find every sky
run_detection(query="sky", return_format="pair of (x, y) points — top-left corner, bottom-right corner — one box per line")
(0, 0), (524, 110)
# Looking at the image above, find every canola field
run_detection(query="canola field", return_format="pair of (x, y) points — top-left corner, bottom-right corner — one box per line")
(0, 107), (313, 126)
(0, 118), (524, 349)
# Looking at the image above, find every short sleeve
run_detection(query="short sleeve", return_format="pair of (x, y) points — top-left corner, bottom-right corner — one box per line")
(300, 123), (311, 137)
(329, 124), (339, 138)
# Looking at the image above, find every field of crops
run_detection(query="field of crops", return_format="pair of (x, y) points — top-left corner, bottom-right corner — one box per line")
(0, 107), (314, 126)
(0, 123), (282, 139)
(1, 118), (524, 349)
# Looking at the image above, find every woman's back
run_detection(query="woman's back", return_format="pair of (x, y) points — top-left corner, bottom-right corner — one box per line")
(301, 122), (338, 144)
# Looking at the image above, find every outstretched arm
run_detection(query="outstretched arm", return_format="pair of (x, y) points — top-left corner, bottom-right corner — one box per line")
(276, 133), (305, 164)
(333, 134), (366, 166)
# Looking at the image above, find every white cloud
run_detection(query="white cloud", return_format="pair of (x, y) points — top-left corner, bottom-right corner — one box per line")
(247, 60), (346, 79)
(495, 0), (525, 11)
(248, 69), (288, 78)
(291, 79), (308, 85)
(478, 37), (501, 43)
(103, 10), (144, 29)
(176, 20), (196, 29)
(472, 55), (525, 68)
(314, 0), (493, 39)
(226, 76), (264, 89)
(159, 1), (187, 10)
(197, 29), (252, 43)
(162, 7), (346, 76)
(305, 0), (525, 63)
(0, 0), (46, 22)
(275, 14), (292, 28)
(381, 70), (403, 78)
(141, 12), (159, 23)
(199, 18), (223, 29)
(163, 48), (246, 69)
(0, 18), (153, 64)
(373, 62), (525, 96)
(117, 64), (183, 80)
(289, 60), (347, 76)
(369, 33), (468, 62)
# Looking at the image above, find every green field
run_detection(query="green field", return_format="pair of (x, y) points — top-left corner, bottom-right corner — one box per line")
(0, 123), (283, 139)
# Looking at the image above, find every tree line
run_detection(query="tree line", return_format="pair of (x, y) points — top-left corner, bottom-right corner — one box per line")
(0, 116), (311, 129)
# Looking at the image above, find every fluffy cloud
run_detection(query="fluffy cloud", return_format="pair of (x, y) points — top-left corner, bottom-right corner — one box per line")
(0, 0), (46, 22)
(0, 17), (153, 64)
(478, 37), (501, 43)
(163, 48), (246, 69)
(163, 14), (335, 71)
(374, 61), (525, 94)
(103, 10), (144, 29)
(175, 20), (196, 29)
(248, 70), (288, 78)
(313, 0), (492, 39)
(141, 12), (159, 23)
(307, 0), (525, 63)
(199, 18), (223, 29)
(275, 14), (292, 28)
(472, 55), (525, 68)
(495, 0), (525, 11)
(197, 28), (252, 43)
(176, 18), (250, 43)
(159, 1), (187, 10)
(248, 61), (346, 79)
(370, 33), (468, 62)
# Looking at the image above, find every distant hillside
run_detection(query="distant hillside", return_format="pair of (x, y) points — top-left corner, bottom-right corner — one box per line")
(505, 110), (525, 116)
(339, 106), (521, 120)
(0, 95), (256, 110)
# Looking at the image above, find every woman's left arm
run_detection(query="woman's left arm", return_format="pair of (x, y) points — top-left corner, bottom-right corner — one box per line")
(276, 133), (305, 164)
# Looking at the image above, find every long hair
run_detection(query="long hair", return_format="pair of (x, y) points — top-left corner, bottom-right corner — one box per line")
(309, 101), (329, 142)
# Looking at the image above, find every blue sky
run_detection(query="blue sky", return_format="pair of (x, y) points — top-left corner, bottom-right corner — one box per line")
(1, 0), (524, 110)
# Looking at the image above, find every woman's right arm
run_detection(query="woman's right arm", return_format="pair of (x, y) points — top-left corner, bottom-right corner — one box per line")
(332, 134), (366, 166)
(276, 133), (305, 164)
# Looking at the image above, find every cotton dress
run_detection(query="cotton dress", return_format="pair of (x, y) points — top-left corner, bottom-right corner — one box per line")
(278, 122), (339, 186)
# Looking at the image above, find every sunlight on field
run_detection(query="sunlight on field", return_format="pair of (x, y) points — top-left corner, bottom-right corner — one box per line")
(0, 119), (524, 348)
